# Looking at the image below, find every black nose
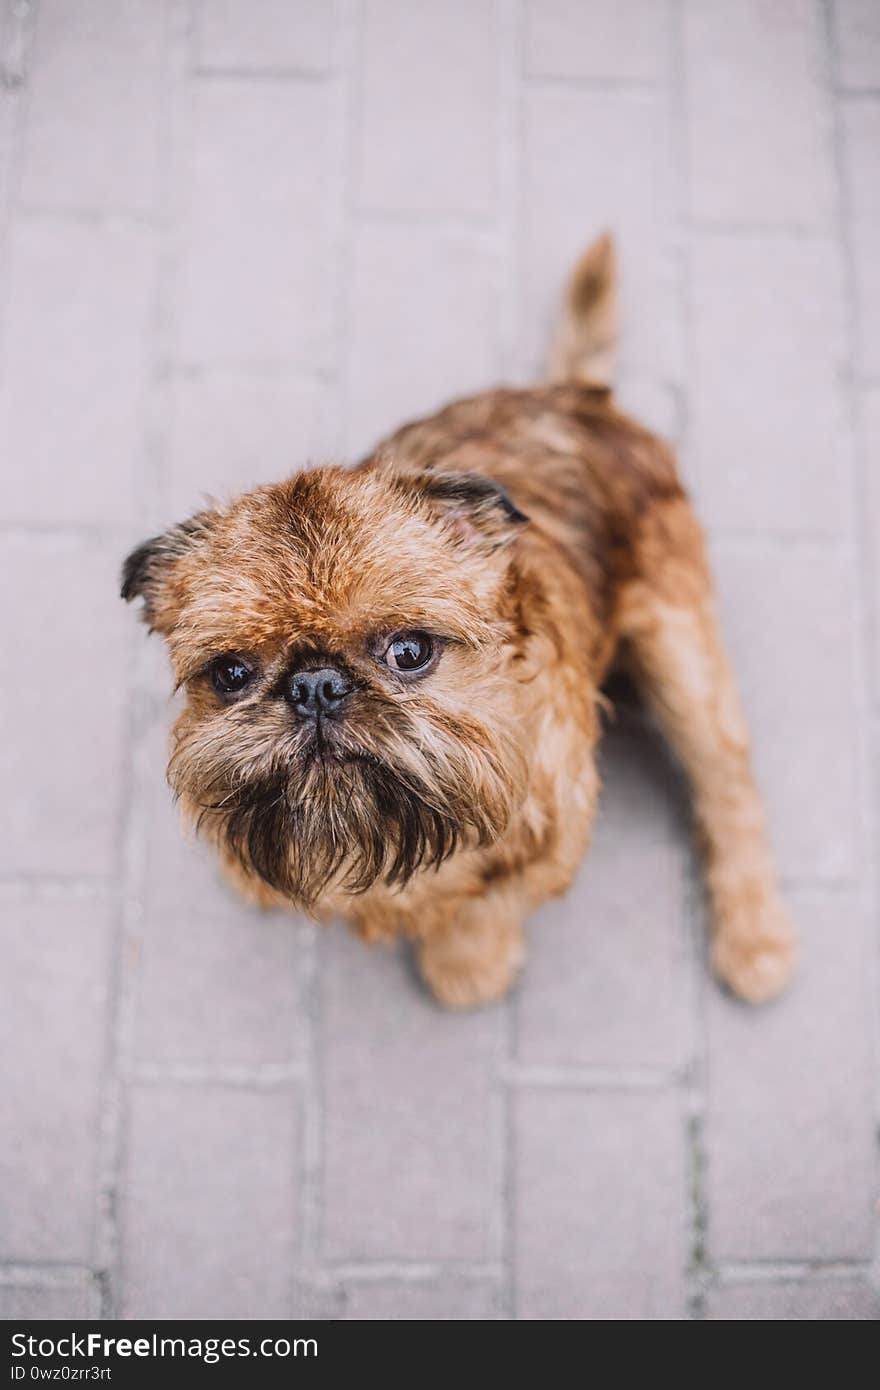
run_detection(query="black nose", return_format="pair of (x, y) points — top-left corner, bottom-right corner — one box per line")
(287, 666), (353, 719)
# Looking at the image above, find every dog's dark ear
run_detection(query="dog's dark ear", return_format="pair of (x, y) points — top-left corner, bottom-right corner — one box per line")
(120, 513), (213, 631)
(399, 469), (528, 550)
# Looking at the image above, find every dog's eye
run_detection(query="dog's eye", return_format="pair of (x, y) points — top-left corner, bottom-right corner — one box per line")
(209, 654), (255, 696)
(383, 631), (435, 674)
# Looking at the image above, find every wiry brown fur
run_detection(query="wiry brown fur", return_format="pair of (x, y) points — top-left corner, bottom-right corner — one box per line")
(122, 235), (795, 1008)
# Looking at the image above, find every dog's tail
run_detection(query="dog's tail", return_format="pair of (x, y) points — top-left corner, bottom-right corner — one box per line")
(546, 231), (617, 388)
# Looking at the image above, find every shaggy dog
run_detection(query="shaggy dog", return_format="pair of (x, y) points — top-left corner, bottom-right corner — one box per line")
(122, 235), (795, 1008)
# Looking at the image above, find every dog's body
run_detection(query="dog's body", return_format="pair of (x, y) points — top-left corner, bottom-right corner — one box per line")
(123, 236), (795, 1007)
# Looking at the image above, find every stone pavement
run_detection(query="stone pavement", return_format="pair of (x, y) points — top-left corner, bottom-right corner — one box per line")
(1, 1), (878, 1322)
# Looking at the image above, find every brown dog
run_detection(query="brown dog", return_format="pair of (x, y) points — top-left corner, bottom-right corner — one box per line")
(122, 235), (795, 1008)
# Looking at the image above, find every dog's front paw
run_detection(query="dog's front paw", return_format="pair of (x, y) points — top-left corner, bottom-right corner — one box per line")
(416, 931), (524, 1010)
(710, 892), (797, 1005)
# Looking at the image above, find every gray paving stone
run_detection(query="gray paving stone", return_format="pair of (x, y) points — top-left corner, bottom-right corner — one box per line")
(0, 82), (13, 221)
(710, 541), (863, 881)
(121, 1083), (299, 1319)
(319, 1276), (499, 1321)
(524, 0), (669, 81)
(683, 0), (833, 225)
(517, 716), (690, 1072)
(689, 235), (851, 535)
(860, 388), (880, 697)
(0, 218), (155, 525)
(0, 896), (113, 1262)
(707, 1278), (880, 1320)
(521, 84), (679, 384)
(705, 890), (875, 1261)
(19, 0), (165, 214)
(841, 98), (880, 377)
(514, 1088), (686, 1319)
(0, 1279), (100, 1319)
(132, 715), (311, 1067)
(175, 79), (334, 368)
(346, 224), (499, 453)
(0, 537), (130, 878)
(833, 0), (880, 90)
(356, 0), (497, 216)
(193, 0), (334, 74)
(164, 371), (335, 519)
(320, 929), (501, 1262)
(616, 376), (680, 443)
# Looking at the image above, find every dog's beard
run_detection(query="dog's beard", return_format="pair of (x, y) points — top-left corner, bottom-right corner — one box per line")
(169, 706), (521, 907)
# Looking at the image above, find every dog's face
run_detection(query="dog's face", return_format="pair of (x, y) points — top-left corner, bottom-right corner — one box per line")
(122, 462), (530, 905)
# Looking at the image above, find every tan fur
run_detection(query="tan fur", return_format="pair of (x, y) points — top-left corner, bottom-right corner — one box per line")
(546, 230), (617, 387)
(122, 234), (795, 1008)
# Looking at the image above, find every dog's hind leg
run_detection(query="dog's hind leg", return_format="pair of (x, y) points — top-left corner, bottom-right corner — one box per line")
(617, 497), (796, 1004)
